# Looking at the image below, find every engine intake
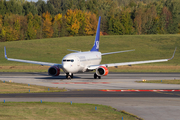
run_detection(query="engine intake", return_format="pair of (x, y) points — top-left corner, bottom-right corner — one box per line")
(96, 66), (109, 76)
(48, 66), (60, 76)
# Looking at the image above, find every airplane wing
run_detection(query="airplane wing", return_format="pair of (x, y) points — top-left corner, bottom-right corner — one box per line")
(4, 47), (62, 68)
(101, 49), (135, 55)
(88, 47), (177, 70)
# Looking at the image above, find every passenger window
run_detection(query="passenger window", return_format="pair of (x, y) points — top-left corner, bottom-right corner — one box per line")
(71, 60), (74, 62)
(67, 60), (71, 62)
(63, 60), (66, 62)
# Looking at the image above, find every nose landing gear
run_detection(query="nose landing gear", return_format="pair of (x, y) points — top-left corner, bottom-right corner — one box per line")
(66, 73), (73, 79)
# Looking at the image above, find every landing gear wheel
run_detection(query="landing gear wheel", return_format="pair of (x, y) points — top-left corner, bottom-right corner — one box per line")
(68, 75), (71, 79)
(70, 74), (73, 78)
(98, 76), (101, 79)
(94, 73), (97, 79)
(66, 73), (71, 80)
(66, 73), (68, 79)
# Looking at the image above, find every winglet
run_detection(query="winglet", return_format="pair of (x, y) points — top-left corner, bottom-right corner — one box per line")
(169, 47), (177, 60)
(4, 46), (8, 59)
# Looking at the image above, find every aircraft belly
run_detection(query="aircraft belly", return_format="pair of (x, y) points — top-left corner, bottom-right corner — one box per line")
(81, 59), (101, 72)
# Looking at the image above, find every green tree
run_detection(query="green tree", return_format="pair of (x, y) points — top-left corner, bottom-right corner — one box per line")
(165, 0), (179, 34)
(26, 13), (36, 40)
(33, 14), (42, 39)
(108, 16), (124, 35)
(0, 15), (6, 41)
(23, 2), (38, 15)
(5, 0), (23, 15)
(36, 0), (48, 15)
(120, 11), (133, 34)
(0, 0), (6, 16)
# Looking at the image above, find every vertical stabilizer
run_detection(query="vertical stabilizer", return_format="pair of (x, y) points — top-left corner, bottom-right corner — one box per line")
(90, 16), (101, 51)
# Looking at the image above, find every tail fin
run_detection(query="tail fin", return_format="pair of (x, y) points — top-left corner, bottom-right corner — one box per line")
(90, 16), (101, 51)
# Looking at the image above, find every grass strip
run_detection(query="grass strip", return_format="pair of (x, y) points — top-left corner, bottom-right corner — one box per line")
(0, 102), (141, 120)
(0, 80), (66, 94)
(121, 110), (143, 120)
(137, 80), (180, 84)
(0, 35), (180, 72)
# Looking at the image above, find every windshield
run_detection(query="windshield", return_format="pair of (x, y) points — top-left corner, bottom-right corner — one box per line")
(63, 59), (74, 62)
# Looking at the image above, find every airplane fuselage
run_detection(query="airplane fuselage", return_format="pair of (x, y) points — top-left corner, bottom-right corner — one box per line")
(62, 51), (101, 73)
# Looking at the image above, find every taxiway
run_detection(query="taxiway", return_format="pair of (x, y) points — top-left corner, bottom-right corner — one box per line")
(0, 72), (180, 120)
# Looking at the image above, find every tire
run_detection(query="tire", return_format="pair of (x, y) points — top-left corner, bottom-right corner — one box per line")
(66, 73), (69, 79)
(71, 74), (73, 78)
(94, 73), (97, 79)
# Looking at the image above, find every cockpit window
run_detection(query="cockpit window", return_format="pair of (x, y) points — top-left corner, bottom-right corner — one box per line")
(63, 59), (74, 62)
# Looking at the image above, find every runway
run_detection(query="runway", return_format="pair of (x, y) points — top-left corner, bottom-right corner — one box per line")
(1, 72), (180, 120)
(1, 72), (180, 90)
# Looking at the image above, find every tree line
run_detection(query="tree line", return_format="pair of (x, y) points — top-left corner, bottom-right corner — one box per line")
(0, 0), (180, 41)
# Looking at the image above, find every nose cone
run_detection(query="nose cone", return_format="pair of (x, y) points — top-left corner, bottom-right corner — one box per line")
(63, 63), (69, 72)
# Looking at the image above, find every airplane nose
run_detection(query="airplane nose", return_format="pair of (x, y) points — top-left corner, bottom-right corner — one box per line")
(63, 64), (68, 70)
(63, 63), (70, 72)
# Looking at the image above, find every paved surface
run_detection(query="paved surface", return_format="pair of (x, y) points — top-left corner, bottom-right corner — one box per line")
(1, 72), (180, 90)
(1, 72), (180, 120)
(1, 91), (180, 98)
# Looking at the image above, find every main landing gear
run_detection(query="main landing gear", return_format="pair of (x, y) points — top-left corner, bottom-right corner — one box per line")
(94, 73), (101, 79)
(66, 73), (73, 79)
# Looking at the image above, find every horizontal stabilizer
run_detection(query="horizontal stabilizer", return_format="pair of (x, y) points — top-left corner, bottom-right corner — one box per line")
(67, 49), (81, 52)
(101, 49), (135, 55)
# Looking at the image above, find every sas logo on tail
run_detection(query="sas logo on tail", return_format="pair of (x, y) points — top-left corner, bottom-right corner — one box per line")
(96, 41), (99, 49)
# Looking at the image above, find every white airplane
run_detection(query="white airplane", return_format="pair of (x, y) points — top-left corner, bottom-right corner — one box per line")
(4, 16), (176, 79)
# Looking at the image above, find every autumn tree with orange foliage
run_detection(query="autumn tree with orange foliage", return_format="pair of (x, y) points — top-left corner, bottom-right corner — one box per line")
(134, 8), (143, 35)
(65, 9), (81, 36)
(42, 11), (53, 38)
(3, 14), (21, 41)
(85, 12), (97, 35)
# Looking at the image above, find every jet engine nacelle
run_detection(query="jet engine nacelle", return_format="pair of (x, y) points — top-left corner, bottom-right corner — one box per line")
(96, 66), (109, 76)
(48, 66), (60, 76)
